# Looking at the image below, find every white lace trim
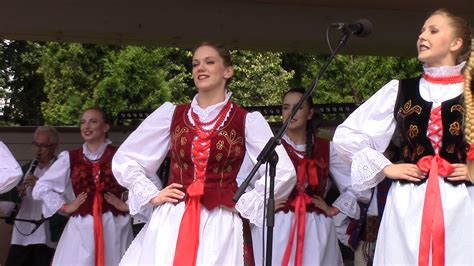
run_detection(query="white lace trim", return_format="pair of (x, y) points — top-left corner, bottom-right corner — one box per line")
(423, 61), (465, 77)
(187, 91), (233, 130)
(128, 178), (160, 215)
(351, 147), (392, 191)
(235, 189), (264, 227)
(82, 139), (112, 160)
(332, 192), (360, 219)
(33, 185), (65, 218)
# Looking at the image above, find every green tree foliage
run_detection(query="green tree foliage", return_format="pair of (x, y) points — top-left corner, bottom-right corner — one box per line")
(0, 39), (423, 126)
(283, 53), (421, 104)
(0, 40), (46, 125)
(95, 47), (173, 117)
(40, 43), (118, 125)
(230, 50), (293, 106)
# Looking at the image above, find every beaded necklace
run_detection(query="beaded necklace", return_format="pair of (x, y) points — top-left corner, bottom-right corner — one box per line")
(423, 73), (464, 84)
(191, 100), (232, 134)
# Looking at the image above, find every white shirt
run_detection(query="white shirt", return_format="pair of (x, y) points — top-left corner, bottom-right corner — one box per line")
(112, 93), (296, 227)
(12, 158), (58, 247)
(0, 141), (22, 194)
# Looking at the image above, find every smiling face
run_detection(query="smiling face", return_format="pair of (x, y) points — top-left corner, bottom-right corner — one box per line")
(282, 91), (314, 132)
(80, 109), (110, 144)
(417, 14), (463, 67)
(192, 45), (233, 93)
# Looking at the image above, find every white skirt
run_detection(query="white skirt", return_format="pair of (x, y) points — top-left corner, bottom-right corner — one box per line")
(252, 211), (343, 266)
(374, 179), (474, 265)
(120, 202), (244, 265)
(52, 212), (133, 266)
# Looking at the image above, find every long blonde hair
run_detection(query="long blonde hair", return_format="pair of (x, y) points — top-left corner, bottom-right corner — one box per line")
(463, 38), (474, 183)
(464, 43), (474, 142)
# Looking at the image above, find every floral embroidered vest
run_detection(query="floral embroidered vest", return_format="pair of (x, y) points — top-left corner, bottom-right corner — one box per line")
(394, 77), (470, 184)
(280, 137), (330, 213)
(69, 145), (128, 217)
(168, 103), (247, 210)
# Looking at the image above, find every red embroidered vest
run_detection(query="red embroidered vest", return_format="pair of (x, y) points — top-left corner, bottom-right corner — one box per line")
(69, 145), (128, 217)
(280, 137), (330, 213)
(168, 103), (247, 210)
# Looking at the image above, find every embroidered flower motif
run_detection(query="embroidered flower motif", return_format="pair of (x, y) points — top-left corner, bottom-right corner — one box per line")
(416, 144), (425, 155)
(398, 100), (422, 118)
(216, 140), (224, 150)
(180, 137), (187, 146)
(180, 149), (185, 158)
(227, 165), (233, 172)
(213, 167), (219, 173)
(219, 130), (243, 148)
(183, 163), (189, 170)
(449, 122), (461, 136)
(174, 162), (179, 169)
(408, 125), (419, 139)
(216, 153), (223, 161)
(450, 104), (464, 114)
(446, 144), (455, 154)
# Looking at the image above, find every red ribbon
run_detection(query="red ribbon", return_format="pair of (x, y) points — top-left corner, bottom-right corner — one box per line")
(281, 159), (318, 266)
(416, 155), (454, 266)
(173, 180), (204, 266)
(298, 159), (318, 187)
(173, 131), (210, 266)
(467, 144), (474, 161)
(92, 163), (105, 266)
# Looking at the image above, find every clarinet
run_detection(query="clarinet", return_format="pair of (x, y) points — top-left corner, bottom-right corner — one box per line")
(17, 158), (39, 197)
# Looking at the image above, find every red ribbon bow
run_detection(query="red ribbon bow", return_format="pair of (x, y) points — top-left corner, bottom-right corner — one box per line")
(416, 155), (454, 266)
(281, 159), (318, 266)
(173, 131), (210, 266)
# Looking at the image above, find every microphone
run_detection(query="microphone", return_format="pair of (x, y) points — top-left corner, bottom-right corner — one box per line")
(331, 19), (373, 37)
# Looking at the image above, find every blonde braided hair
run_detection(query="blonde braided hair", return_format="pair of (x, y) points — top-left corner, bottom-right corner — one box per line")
(464, 45), (474, 141)
(463, 38), (474, 183)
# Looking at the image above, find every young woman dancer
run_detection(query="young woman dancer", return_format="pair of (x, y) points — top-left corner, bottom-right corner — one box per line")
(112, 42), (296, 265)
(333, 9), (473, 265)
(252, 88), (362, 266)
(33, 108), (133, 265)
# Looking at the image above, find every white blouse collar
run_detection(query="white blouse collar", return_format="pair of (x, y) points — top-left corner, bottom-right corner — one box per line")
(191, 91), (232, 117)
(82, 139), (112, 161)
(282, 134), (306, 152)
(423, 61), (466, 77)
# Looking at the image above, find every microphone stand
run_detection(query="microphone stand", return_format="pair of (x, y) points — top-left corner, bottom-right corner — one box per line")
(233, 30), (353, 266)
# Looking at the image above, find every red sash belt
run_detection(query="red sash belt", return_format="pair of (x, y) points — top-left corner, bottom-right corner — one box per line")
(173, 132), (210, 266)
(92, 163), (105, 266)
(416, 155), (454, 266)
(281, 159), (318, 266)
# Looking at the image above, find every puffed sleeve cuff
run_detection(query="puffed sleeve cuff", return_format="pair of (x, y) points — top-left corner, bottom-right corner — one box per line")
(235, 189), (264, 227)
(33, 185), (66, 218)
(128, 177), (160, 215)
(333, 212), (351, 248)
(352, 147), (391, 191)
(332, 192), (360, 219)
